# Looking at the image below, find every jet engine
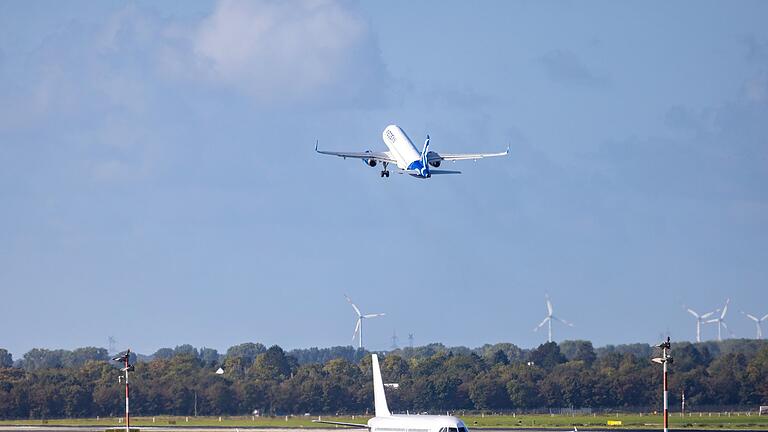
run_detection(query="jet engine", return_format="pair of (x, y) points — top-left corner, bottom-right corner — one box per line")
(427, 150), (441, 167)
(362, 150), (376, 167)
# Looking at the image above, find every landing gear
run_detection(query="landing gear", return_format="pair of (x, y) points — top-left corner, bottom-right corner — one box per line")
(380, 162), (390, 178)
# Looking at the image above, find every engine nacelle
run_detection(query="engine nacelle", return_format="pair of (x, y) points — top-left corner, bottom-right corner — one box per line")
(426, 150), (441, 168)
(362, 150), (376, 167)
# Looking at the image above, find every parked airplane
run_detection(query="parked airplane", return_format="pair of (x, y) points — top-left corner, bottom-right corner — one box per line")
(313, 354), (470, 432)
(315, 124), (508, 179)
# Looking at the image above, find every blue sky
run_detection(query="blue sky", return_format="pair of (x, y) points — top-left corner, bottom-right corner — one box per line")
(1, 0), (767, 358)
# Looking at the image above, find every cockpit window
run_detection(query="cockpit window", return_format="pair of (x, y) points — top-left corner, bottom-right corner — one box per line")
(459, 427), (468, 432)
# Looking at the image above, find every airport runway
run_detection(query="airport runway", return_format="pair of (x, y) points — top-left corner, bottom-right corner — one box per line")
(1, 428), (765, 432)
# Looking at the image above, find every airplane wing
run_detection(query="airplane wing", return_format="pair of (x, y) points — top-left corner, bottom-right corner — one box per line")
(428, 146), (510, 162)
(428, 169), (462, 175)
(312, 420), (369, 429)
(315, 143), (396, 163)
(396, 169), (461, 175)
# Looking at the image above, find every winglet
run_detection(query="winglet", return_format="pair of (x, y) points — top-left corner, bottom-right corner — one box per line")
(372, 354), (391, 417)
(315, 140), (319, 152)
(505, 143), (511, 155)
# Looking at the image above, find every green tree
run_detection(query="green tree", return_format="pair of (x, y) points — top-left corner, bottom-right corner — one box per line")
(490, 349), (510, 365)
(528, 342), (566, 370)
(152, 348), (175, 360)
(21, 349), (64, 370)
(745, 345), (768, 404)
(225, 342), (266, 369)
(199, 347), (220, 366)
(174, 344), (198, 358)
(250, 346), (296, 381)
(506, 364), (543, 408)
(468, 372), (508, 410)
(0, 349), (13, 368)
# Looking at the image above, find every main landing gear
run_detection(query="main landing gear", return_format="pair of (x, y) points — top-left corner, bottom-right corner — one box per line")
(380, 162), (390, 178)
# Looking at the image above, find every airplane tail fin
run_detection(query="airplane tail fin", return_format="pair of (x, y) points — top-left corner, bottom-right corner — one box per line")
(372, 354), (391, 417)
(421, 135), (430, 168)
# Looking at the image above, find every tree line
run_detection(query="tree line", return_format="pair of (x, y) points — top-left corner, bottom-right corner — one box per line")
(1, 340), (767, 419)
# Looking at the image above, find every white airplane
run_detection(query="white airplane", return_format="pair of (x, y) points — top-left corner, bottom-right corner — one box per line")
(314, 354), (470, 432)
(316, 124), (508, 179)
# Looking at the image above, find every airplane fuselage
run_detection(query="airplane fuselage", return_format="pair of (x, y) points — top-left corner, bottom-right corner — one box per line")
(369, 415), (469, 432)
(382, 125), (421, 169)
(381, 125), (431, 177)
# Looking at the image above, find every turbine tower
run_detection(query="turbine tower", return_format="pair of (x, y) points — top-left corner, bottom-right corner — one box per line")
(741, 310), (768, 339)
(390, 329), (399, 350)
(683, 306), (717, 342)
(533, 294), (573, 343)
(345, 294), (385, 349)
(706, 298), (732, 341)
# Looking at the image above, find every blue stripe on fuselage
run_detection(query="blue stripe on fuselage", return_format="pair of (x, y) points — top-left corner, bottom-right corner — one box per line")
(407, 160), (430, 178)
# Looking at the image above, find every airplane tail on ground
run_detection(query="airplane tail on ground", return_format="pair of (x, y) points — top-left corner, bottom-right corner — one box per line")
(372, 354), (391, 417)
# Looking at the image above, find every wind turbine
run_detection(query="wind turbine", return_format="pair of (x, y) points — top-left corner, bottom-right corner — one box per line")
(683, 306), (717, 342)
(741, 310), (768, 339)
(706, 298), (733, 341)
(345, 294), (385, 349)
(533, 294), (573, 343)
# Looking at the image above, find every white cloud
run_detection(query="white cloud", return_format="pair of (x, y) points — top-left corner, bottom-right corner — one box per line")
(193, 0), (387, 106)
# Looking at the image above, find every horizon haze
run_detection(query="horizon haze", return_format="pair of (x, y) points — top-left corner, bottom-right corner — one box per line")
(1, 0), (767, 358)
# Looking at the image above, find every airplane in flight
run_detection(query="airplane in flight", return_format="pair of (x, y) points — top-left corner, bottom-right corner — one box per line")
(315, 124), (508, 179)
(313, 354), (471, 432)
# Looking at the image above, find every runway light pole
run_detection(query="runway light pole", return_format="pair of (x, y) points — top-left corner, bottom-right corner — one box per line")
(652, 337), (673, 432)
(113, 350), (135, 432)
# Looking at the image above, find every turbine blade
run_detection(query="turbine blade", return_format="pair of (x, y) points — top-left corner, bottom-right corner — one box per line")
(700, 311), (716, 319)
(721, 299), (729, 319)
(345, 294), (362, 316)
(705, 318), (718, 324)
(534, 317), (549, 331)
(721, 321), (735, 337)
(555, 316), (574, 327)
(352, 318), (361, 341)
(546, 296), (553, 316)
(761, 313), (768, 322)
(744, 312), (759, 322)
(686, 308), (700, 318)
(364, 313), (385, 318)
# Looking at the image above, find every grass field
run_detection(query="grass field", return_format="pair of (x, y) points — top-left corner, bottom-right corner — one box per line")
(2, 413), (768, 430)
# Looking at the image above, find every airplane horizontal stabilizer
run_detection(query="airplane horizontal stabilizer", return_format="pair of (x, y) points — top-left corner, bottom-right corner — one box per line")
(428, 169), (462, 175)
(312, 420), (369, 429)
